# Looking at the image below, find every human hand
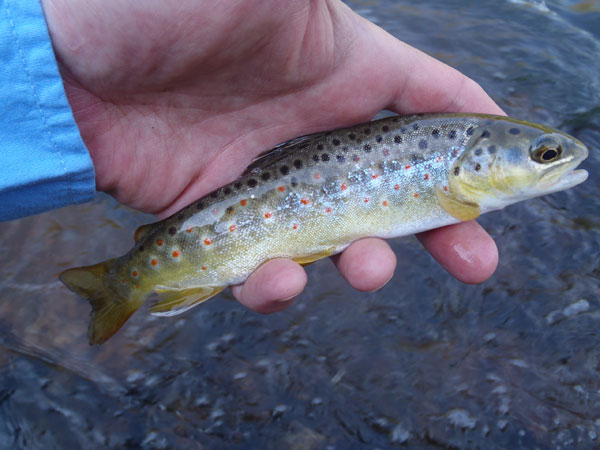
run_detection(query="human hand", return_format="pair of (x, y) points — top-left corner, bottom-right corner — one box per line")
(42, 0), (501, 313)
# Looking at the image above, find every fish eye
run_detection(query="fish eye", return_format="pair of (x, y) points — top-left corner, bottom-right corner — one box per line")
(531, 137), (562, 164)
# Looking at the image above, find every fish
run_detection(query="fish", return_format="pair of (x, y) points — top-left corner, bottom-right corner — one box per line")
(59, 113), (589, 344)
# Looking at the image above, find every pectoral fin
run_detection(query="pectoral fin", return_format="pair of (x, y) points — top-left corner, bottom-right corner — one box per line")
(150, 285), (224, 316)
(134, 223), (153, 242)
(436, 187), (481, 221)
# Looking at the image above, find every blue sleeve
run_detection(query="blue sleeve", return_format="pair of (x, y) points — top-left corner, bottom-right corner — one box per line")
(0, 0), (95, 222)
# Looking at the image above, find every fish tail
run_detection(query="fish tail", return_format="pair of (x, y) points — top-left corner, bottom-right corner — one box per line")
(59, 259), (143, 345)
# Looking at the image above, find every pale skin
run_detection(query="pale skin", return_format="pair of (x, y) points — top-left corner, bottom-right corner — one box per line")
(42, 0), (501, 313)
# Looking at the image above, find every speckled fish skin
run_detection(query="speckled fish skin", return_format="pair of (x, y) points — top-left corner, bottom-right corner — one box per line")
(60, 113), (588, 344)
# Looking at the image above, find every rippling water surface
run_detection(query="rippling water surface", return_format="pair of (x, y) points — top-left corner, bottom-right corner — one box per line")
(1, 1), (599, 448)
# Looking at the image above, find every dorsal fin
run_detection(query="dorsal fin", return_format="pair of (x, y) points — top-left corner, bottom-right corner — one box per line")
(243, 131), (330, 175)
(133, 224), (153, 242)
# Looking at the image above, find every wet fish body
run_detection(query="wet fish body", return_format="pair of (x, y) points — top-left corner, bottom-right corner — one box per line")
(60, 113), (588, 344)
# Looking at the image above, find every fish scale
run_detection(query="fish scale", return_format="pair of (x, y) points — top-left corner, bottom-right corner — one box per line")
(59, 113), (589, 344)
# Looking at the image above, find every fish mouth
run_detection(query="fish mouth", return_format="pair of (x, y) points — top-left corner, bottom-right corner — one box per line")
(540, 168), (588, 195)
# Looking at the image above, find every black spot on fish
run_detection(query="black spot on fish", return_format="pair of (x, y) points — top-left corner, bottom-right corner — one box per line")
(291, 177), (298, 187)
(210, 191), (219, 198)
(261, 172), (271, 181)
(401, 127), (407, 134)
(321, 154), (330, 162)
(233, 182), (242, 190)
(481, 130), (490, 138)
(312, 154), (320, 162)
(418, 140), (428, 150)
(364, 144), (372, 153)
(412, 123), (419, 130)
(392, 117), (399, 122)
(394, 135), (402, 144)
(488, 145), (497, 154)
(376, 135), (383, 143)
(177, 213), (185, 220)
(432, 129), (440, 138)
(454, 167), (460, 176)
(448, 130), (457, 139)
(317, 144), (324, 151)
(139, 246), (144, 252)
(348, 133), (356, 140)
(336, 154), (345, 162)
(475, 163), (481, 171)
(342, 146), (349, 153)
(226, 206), (234, 214)
(224, 187), (232, 195)
(509, 127), (520, 135)
(382, 125), (389, 132)
(332, 138), (341, 146)
(410, 154), (422, 164)
(196, 201), (204, 209)
(248, 178), (257, 187)
(474, 148), (483, 156)
(293, 160), (303, 169)
(280, 165), (289, 175)
(169, 227), (177, 235)
(364, 128), (371, 135)
(466, 126), (475, 136)
(299, 144), (308, 150)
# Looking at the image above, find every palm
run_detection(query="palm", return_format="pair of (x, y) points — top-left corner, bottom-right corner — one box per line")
(43, 0), (502, 310)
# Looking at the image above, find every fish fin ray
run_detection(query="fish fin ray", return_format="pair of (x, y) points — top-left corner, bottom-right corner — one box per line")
(435, 187), (481, 221)
(292, 247), (336, 266)
(59, 259), (143, 345)
(150, 286), (224, 317)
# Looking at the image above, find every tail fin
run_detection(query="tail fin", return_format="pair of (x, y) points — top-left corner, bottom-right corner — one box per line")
(59, 259), (143, 345)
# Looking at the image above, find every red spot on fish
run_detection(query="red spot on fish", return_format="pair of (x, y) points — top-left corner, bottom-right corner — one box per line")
(382, 200), (389, 207)
(326, 207), (332, 213)
(437, 156), (442, 163)
(372, 174), (378, 179)
(156, 239), (163, 246)
(353, 155), (360, 162)
(240, 199), (247, 206)
(414, 193), (419, 198)
(405, 165), (411, 170)
(151, 259), (158, 266)
(383, 149), (390, 156)
(132, 271), (138, 277)
(341, 183), (348, 191)
(364, 197), (370, 203)
(443, 185), (449, 191)
(314, 173), (321, 180)
(278, 186), (285, 192)
(204, 238), (212, 246)
(121, 279), (126, 285)
(394, 184), (400, 190)
(201, 266), (207, 271)
(186, 227), (194, 233)
(424, 173), (430, 181)
(292, 224), (298, 230)
(264, 212), (272, 219)
(172, 250), (180, 258)
(301, 198), (310, 205)
(229, 224), (237, 232)
(135, 285), (140, 289)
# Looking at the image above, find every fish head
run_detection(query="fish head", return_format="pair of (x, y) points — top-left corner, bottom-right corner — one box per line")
(451, 117), (588, 210)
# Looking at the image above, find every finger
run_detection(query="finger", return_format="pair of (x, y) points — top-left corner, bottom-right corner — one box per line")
(351, 16), (506, 116)
(417, 220), (498, 284)
(231, 258), (307, 314)
(332, 238), (397, 292)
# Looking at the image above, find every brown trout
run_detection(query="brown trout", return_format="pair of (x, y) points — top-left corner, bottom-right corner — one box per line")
(60, 114), (588, 344)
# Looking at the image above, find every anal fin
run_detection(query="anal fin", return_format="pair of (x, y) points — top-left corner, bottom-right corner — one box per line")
(150, 286), (224, 317)
(435, 187), (481, 221)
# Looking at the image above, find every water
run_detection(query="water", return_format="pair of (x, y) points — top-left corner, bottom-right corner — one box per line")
(1, 1), (599, 448)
